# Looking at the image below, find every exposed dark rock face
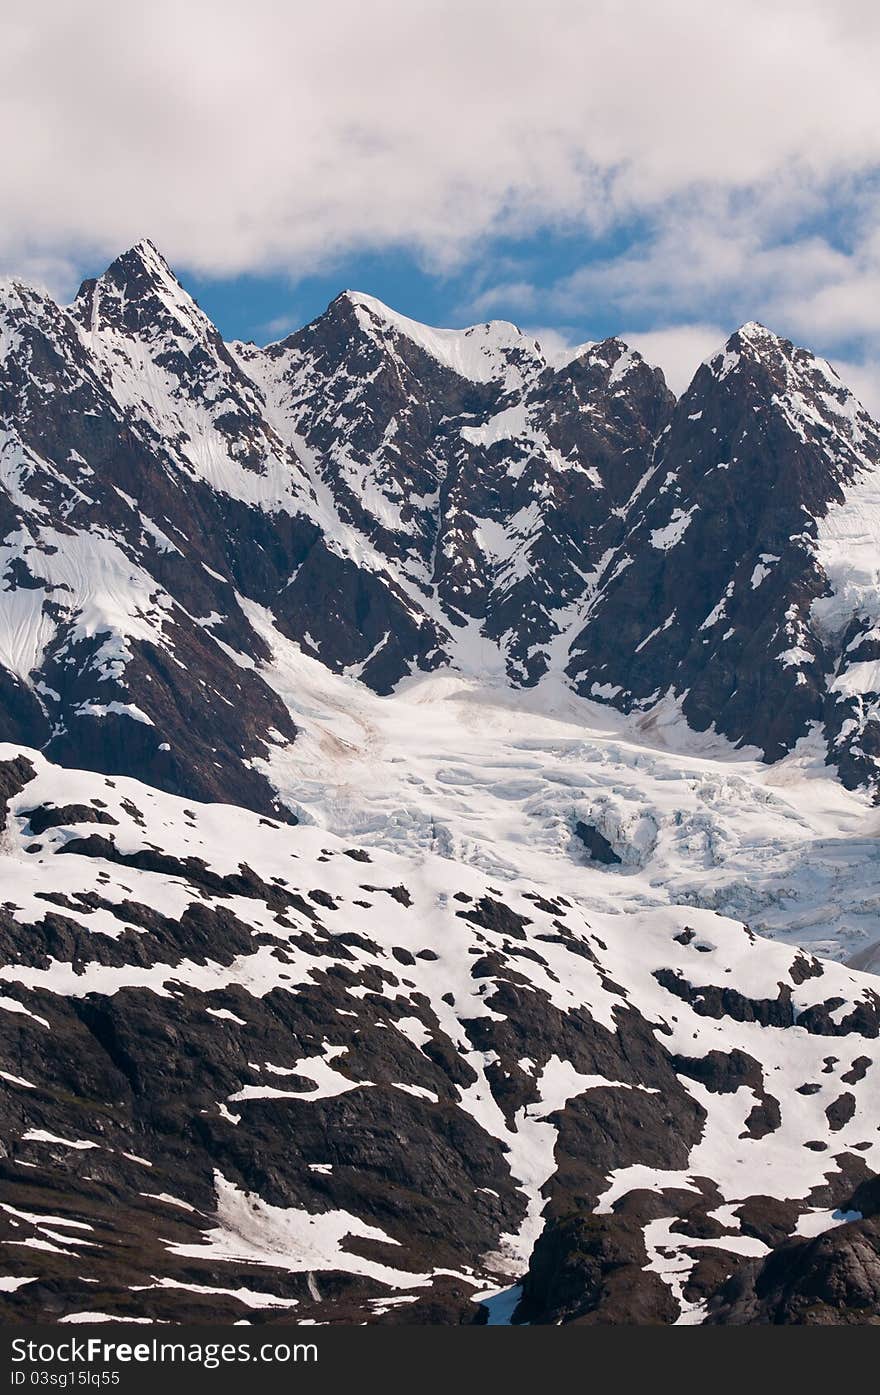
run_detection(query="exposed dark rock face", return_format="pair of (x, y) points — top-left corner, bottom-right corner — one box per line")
(565, 326), (880, 788)
(0, 251), (302, 813)
(0, 754), (35, 823)
(706, 1220), (880, 1324)
(516, 1212), (680, 1325)
(20, 803), (119, 835)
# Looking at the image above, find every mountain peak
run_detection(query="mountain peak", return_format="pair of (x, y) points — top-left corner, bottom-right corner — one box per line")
(698, 321), (801, 389)
(342, 288), (524, 338)
(116, 236), (171, 271)
(71, 238), (207, 342)
(0, 275), (58, 321)
(90, 237), (177, 296)
(734, 319), (778, 344)
(701, 321), (875, 424)
(312, 289), (553, 388)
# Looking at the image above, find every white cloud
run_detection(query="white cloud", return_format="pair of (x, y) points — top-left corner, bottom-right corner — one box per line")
(621, 324), (728, 396)
(259, 313), (300, 340)
(470, 283), (541, 319)
(526, 326), (585, 358)
(825, 356), (880, 417)
(2, 0), (880, 285)
(2, 2), (880, 402)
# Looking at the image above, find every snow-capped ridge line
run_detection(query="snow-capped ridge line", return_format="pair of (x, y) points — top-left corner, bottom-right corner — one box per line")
(3, 237), (880, 804)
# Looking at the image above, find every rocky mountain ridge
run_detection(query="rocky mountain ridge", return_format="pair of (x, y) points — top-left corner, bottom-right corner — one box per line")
(4, 241), (880, 813)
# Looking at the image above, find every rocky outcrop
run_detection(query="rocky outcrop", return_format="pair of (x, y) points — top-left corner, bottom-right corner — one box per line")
(706, 1219), (880, 1324)
(567, 325), (880, 788)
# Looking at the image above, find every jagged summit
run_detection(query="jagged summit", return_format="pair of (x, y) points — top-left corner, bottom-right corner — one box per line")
(732, 318), (781, 344)
(0, 242), (879, 795)
(704, 319), (862, 401)
(566, 310), (880, 778)
(279, 286), (643, 390)
(697, 320), (879, 480)
(305, 286), (555, 388)
(104, 235), (174, 279)
(77, 236), (177, 295)
(71, 238), (212, 344)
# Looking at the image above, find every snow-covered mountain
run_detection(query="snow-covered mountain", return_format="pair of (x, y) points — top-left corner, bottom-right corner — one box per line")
(3, 242), (880, 804)
(1, 745), (878, 1324)
(2, 243), (880, 1325)
(4, 242), (880, 808)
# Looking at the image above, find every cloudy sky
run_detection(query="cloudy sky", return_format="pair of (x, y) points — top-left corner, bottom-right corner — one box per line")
(3, 1), (880, 403)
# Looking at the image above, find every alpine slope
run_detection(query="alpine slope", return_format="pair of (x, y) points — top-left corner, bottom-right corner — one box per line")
(1, 243), (880, 1325)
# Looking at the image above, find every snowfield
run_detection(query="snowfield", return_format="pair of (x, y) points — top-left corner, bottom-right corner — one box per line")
(242, 617), (880, 968)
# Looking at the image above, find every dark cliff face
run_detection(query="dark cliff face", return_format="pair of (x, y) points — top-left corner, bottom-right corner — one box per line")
(0, 261), (300, 816)
(566, 325), (880, 780)
(258, 295), (676, 688)
(438, 340), (675, 685)
(0, 248), (677, 799)
(2, 247), (880, 814)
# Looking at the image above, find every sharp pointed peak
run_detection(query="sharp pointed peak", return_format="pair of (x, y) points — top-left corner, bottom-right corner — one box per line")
(687, 320), (877, 433)
(129, 236), (165, 259)
(698, 320), (795, 385)
(98, 238), (178, 287)
(703, 320), (844, 381)
(720, 322), (793, 360)
(71, 239), (211, 341)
